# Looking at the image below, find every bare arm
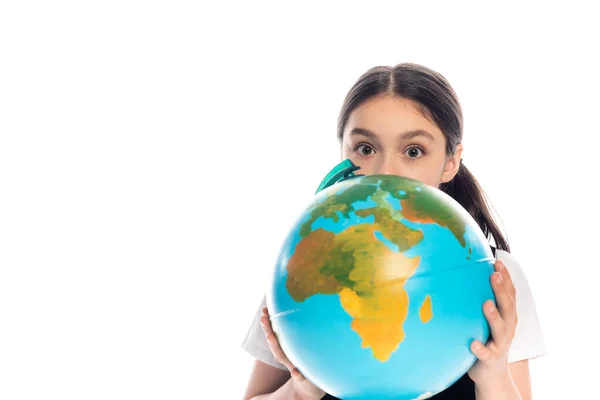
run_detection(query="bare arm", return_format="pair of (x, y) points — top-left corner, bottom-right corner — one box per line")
(474, 360), (532, 400)
(242, 360), (293, 400)
(509, 360), (532, 400)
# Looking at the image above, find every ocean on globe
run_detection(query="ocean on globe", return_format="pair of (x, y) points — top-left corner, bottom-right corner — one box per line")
(266, 165), (496, 400)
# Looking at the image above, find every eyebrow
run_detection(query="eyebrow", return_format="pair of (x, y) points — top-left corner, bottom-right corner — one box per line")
(350, 127), (435, 141)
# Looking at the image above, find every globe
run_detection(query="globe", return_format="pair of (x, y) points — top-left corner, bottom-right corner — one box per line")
(266, 160), (496, 400)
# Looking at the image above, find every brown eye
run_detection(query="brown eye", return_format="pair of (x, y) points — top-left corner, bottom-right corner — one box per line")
(355, 144), (375, 156)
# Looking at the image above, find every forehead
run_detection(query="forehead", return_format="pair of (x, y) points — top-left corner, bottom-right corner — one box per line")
(344, 95), (444, 140)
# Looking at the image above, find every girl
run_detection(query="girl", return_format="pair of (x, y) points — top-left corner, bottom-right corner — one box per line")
(241, 63), (545, 400)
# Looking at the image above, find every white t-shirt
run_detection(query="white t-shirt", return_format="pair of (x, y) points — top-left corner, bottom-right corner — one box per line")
(241, 249), (546, 371)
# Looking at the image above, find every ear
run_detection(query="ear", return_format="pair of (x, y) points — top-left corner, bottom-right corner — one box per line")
(440, 143), (463, 183)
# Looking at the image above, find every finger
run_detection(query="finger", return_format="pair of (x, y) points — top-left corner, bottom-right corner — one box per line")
(260, 307), (274, 332)
(483, 299), (507, 347)
(491, 271), (515, 321)
(495, 260), (516, 301)
(265, 331), (294, 368)
(290, 367), (306, 381)
(497, 269), (517, 331)
(259, 309), (296, 372)
(470, 339), (494, 362)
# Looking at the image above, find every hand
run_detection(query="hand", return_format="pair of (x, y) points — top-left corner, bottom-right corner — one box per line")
(468, 260), (518, 386)
(260, 307), (326, 400)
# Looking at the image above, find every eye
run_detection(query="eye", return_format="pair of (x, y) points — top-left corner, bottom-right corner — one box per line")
(405, 146), (426, 159)
(354, 143), (376, 156)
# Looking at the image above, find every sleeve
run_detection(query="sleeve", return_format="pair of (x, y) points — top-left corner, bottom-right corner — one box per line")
(496, 250), (547, 363)
(241, 295), (288, 371)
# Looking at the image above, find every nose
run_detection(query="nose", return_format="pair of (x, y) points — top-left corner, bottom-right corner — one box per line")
(374, 155), (400, 176)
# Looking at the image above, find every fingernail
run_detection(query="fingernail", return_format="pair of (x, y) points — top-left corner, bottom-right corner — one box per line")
(496, 272), (503, 283)
(473, 341), (482, 350)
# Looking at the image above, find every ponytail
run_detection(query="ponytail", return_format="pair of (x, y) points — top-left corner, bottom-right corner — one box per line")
(440, 162), (510, 252)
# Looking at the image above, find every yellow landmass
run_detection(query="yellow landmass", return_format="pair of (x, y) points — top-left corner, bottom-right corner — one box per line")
(419, 295), (433, 323)
(335, 224), (421, 362)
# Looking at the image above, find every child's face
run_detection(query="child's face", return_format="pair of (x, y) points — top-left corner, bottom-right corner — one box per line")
(340, 95), (462, 188)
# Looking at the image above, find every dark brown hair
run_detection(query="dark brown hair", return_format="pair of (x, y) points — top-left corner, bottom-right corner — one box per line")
(336, 63), (510, 252)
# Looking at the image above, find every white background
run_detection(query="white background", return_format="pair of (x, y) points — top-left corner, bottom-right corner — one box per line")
(1, 1), (598, 399)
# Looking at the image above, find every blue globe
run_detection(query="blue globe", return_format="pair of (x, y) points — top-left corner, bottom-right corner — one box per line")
(266, 168), (496, 400)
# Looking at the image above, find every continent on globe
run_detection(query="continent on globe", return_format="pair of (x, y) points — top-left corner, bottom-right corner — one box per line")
(287, 223), (420, 361)
(373, 175), (467, 247)
(285, 175), (469, 362)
